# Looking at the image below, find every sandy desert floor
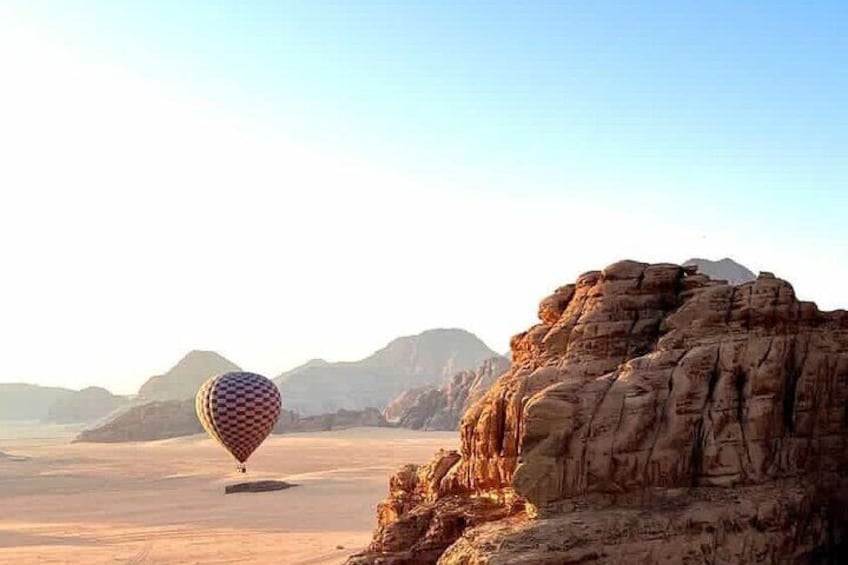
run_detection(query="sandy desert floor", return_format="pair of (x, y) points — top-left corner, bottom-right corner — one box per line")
(0, 423), (456, 564)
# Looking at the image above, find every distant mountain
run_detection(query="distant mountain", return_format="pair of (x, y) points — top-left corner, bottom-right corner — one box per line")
(682, 257), (756, 285)
(0, 383), (74, 420)
(277, 358), (331, 381)
(275, 328), (500, 415)
(384, 356), (511, 431)
(44, 386), (129, 424)
(137, 350), (241, 401)
(73, 399), (388, 443)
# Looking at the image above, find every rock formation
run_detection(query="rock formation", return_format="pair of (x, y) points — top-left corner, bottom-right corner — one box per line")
(349, 260), (848, 564)
(683, 257), (756, 285)
(290, 407), (388, 432)
(276, 329), (499, 415)
(383, 387), (429, 424)
(73, 400), (388, 442)
(384, 357), (511, 431)
(44, 386), (128, 423)
(73, 400), (204, 442)
(137, 350), (241, 401)
(0, 383), (74, 420)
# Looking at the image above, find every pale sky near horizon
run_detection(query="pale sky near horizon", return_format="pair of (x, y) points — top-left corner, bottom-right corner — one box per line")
(1, 1), (846, 394)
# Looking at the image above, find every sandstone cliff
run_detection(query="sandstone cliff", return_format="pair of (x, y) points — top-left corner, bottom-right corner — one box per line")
(349, 260), (848, 564)
(384, 357), (511, 431)
(276, 329), (499, 415)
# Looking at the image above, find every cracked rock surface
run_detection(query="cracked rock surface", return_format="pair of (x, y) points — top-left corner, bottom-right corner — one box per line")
(348, 260), (848, 564)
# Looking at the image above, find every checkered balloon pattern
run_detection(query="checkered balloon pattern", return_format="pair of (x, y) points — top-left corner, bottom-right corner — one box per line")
(195, 372), (282, 464)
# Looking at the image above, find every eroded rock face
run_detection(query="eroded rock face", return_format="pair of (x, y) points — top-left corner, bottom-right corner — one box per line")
(385, 358), (511, 431)
(440, 482), (848, 564)
(383, 387), (430, 424)
(348, 451), (518, 565)
(349, 260), (848, 564)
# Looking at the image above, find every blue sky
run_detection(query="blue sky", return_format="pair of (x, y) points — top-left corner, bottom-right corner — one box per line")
(1, 2), (846, 391)
(20, 1), (848, 203)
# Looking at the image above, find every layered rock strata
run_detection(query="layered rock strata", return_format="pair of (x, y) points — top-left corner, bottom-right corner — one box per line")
(349, 260), (848, 564)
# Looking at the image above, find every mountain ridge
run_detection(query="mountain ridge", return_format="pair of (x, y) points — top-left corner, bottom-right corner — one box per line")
(136, 350), (241, 401)
(276, 328), (500, 415)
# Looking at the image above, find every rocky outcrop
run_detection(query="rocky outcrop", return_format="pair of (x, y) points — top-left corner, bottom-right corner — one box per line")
(137, 350), (241, 401)
(385, 357), (511, 431)
(290, 408), (388, 432)
(439, 482), (848, 563)
(73, 400), (204, 442)
(349, 260), (848, 564)
(683, 257), (757, 285)
(73, 401), (388, 443)
(0, 383), (74, 420)
(383, 387), (430, 424)
(348, 450), (518, 564)
(276, 329), (499, 415)
(44, 386), (128, 423)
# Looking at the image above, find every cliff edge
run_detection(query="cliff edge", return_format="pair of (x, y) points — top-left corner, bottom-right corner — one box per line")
(348, 260), (848, 564)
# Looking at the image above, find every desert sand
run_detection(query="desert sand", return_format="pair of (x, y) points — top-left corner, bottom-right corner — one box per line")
(0, 423), (456, 564)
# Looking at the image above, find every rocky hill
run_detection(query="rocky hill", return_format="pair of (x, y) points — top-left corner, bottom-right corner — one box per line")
(44, 386), (128, 423)
(276, 328), (499, 415)
(683, 257), (756, 285)
(384, 357), (510, 430)
(348, 260), (848, 564)
(137, 350), (241, 401)
(0, 383), (74, 420)
(73, 399), (204, 442)
(73, 400), (388, 443)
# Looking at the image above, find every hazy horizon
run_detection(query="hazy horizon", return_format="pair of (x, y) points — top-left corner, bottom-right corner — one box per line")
(2, 2), (846, 394)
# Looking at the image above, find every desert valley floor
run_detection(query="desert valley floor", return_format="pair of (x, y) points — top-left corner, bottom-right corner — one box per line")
(0, 423), (456, 564)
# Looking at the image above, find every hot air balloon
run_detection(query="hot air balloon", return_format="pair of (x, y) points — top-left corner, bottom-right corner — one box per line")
(195, 371), (281, 473)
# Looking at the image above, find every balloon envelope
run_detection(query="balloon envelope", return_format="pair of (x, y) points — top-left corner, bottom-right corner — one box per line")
(195, 371), (281, 464)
